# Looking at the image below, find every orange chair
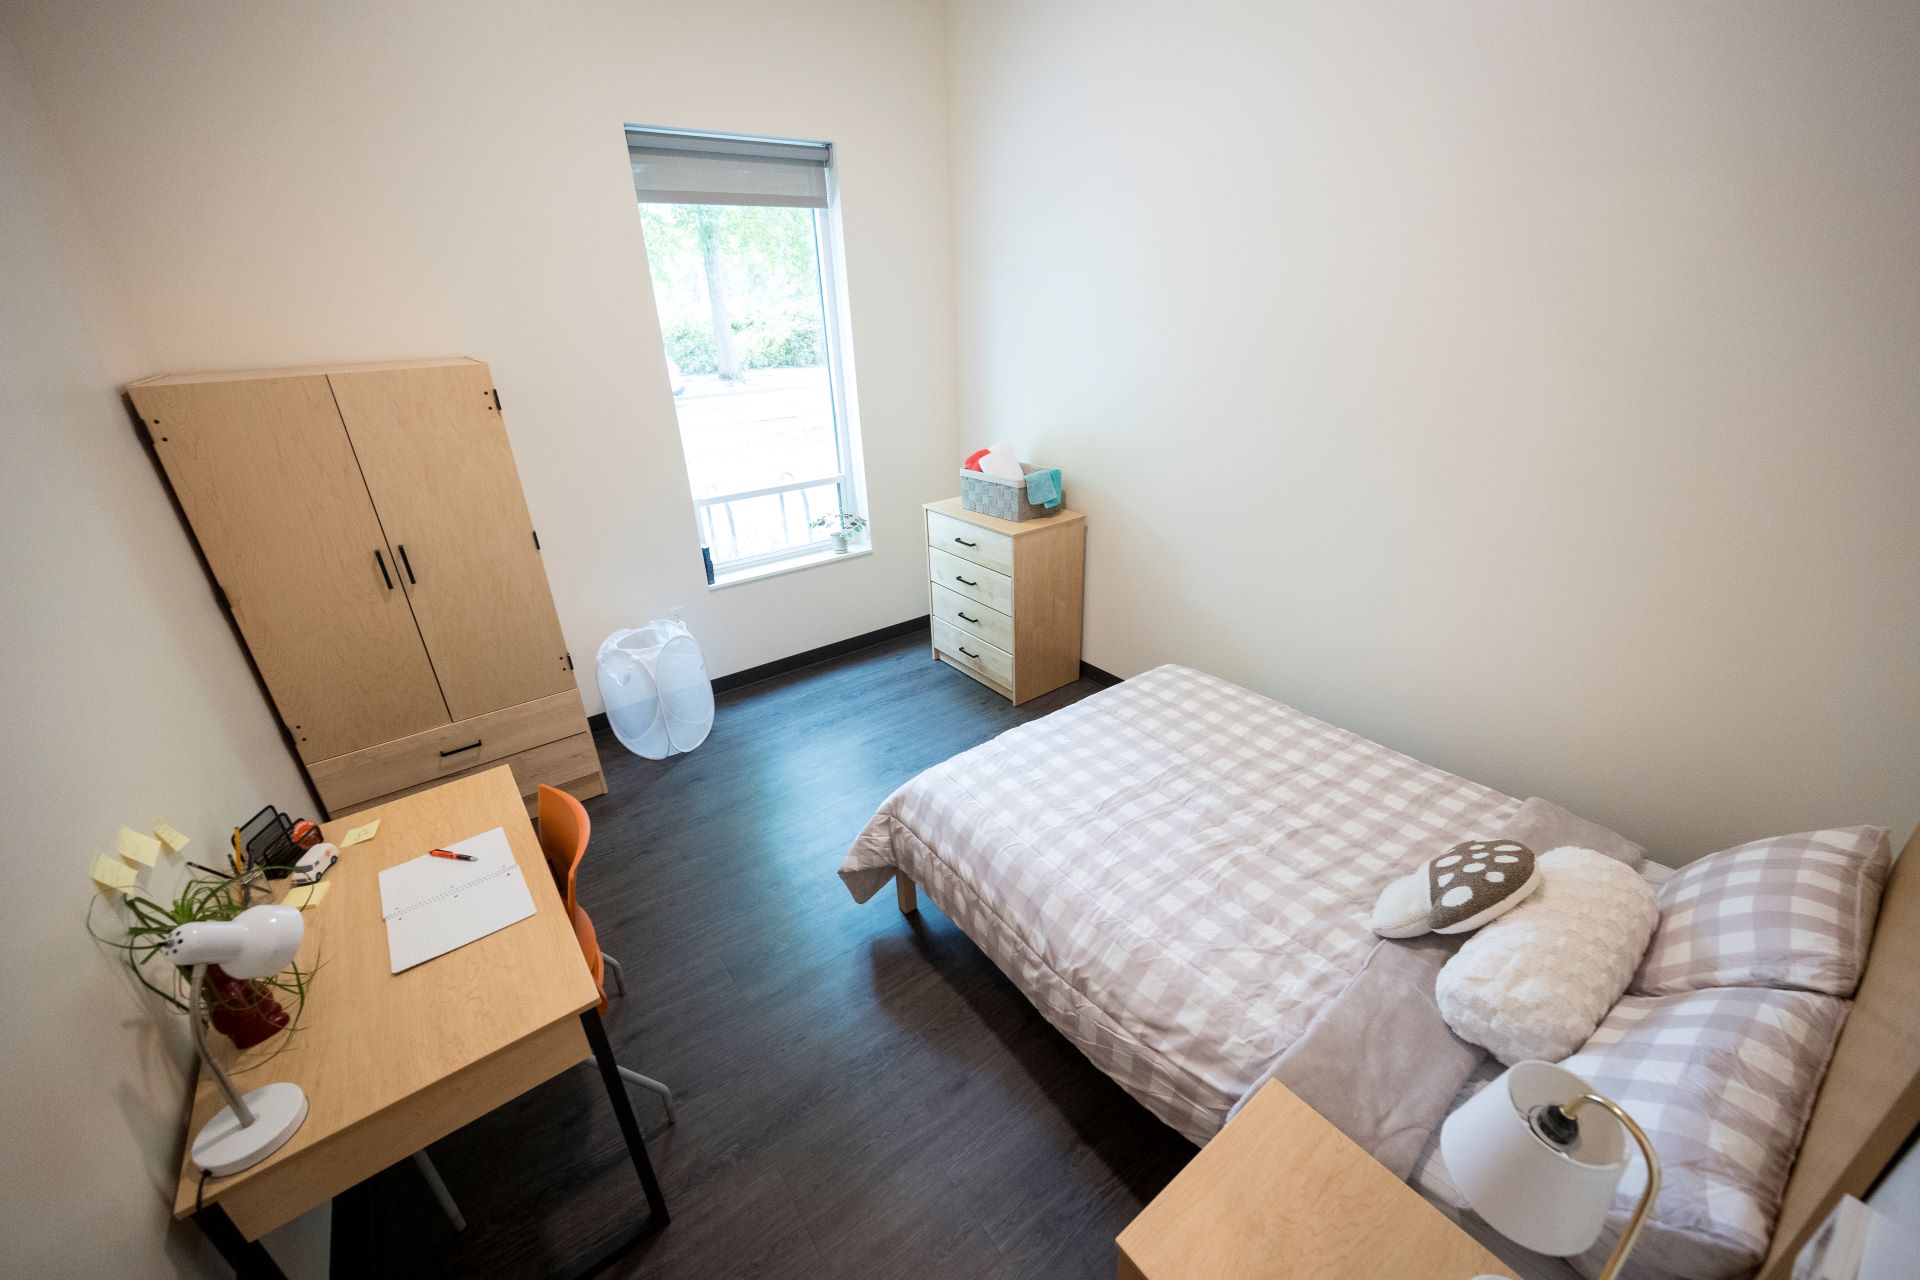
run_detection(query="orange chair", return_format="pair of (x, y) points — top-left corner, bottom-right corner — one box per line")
(537, 785), (676, 1121)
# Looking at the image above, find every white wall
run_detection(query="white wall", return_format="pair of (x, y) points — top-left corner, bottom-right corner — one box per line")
(947, 0), (1920, 860)
(0, 25), (317, 1276)
(0, 1), (952, 1272)
(3, 0), (957, 710)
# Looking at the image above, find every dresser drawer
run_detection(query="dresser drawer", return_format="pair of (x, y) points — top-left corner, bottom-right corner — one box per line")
(930, 583), (1014, 652)
(929, 546), (1014, 615)
(932, 618), (1014, 689)
(307, 688), (589, 813)
(927, 508), (1013, 576)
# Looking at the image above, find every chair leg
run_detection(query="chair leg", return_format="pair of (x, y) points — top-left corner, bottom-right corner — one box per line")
(600, 951), (627, 997)
(411, 1150), (466, 1231)
(618, 1065), (678, 1124)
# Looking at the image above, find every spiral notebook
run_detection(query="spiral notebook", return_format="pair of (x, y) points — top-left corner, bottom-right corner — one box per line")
(378, 826), (536, 974)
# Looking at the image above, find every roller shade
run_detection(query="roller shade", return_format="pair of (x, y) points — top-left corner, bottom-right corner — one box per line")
(627, 127), (831, 209)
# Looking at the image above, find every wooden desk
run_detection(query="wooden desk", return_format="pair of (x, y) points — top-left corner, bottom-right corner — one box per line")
(1117, 1082), (1515, 1280)
(174, 766), (667, 1275)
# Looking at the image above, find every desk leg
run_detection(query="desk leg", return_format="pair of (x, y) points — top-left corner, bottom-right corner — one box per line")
(581, 1010), (670, 1227)
(194, 1204), (286, 1280)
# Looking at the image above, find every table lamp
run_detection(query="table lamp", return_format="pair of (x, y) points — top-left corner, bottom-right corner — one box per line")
(1440, 1059), (1661, 1280)
(165, 904), (310, 1176)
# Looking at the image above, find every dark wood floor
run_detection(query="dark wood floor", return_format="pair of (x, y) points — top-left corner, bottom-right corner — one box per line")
(362, 628), (1194, 1278)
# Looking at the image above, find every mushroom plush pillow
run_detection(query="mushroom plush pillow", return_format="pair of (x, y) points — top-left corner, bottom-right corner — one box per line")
(1370, 840), (1541, 938)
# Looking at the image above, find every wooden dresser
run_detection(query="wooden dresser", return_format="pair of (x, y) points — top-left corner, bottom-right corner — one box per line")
(923, 497), (1085, 705)
(128, 358), (605, 818)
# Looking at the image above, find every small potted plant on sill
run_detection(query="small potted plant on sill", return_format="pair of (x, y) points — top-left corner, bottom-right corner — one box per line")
(809, 511), (868, 555)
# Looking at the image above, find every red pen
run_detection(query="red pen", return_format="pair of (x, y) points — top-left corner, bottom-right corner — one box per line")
(429, 848), (478, 862)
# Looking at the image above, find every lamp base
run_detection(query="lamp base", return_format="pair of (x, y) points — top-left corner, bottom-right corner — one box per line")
(191, 1082), (309, 1176)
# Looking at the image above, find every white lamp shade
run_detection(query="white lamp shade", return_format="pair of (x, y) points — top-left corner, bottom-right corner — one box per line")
(166, 904), (305, 979)
(1440, 1060), (1629, 1257)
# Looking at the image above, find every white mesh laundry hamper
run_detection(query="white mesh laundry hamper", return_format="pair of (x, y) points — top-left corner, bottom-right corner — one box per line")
(596, 621), (715, 759)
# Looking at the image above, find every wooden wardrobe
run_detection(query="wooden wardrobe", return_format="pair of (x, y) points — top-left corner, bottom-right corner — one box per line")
(128, 357), (606, 818)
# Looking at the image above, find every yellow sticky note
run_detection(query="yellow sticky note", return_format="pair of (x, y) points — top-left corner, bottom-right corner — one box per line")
(340, 820), (380, 847)
(91, 854), (139, 891)
(285, 882), (331, 910)
(115, 825), (162, 867)
(152, 820), (192, 854)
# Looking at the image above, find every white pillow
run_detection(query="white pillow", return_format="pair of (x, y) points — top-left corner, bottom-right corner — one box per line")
(1435, 847), (1658, 1064)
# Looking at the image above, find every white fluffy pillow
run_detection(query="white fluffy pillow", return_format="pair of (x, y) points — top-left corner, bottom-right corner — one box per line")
(1435, 847), (1658, 1064)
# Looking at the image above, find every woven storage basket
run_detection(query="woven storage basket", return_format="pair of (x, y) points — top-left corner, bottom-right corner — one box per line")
(960, 464), (1060, 522)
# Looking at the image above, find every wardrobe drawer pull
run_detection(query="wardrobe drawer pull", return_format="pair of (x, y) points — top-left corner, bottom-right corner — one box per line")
(958, 645), (980, 659)
(439, 740), (482, 757)
(397, 543), (417, 584)
(957, 611), (980, 624)
(953, 536), (977, 547)
(954, 574), (978, 586)
(374, 549), (394, 590)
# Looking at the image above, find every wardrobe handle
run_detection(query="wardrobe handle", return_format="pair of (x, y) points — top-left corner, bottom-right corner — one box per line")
(439, 740), (482, 758)
(958, 611), (980, 624)
(374, 550), (394, 590)
(397, 544), (417, 584)
(953, 537), (977, 547)
(954, 574), (978, 587)
(959, 645), (980, 659)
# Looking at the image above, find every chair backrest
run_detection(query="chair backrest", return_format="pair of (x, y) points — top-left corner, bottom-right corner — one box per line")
(536, 784), (591, 915)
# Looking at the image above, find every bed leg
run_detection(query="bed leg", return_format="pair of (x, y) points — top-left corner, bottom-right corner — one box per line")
(896, 872), (918, 915)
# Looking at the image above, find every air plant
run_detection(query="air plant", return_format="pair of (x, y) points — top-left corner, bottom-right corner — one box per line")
(89, 869), (314, 1061)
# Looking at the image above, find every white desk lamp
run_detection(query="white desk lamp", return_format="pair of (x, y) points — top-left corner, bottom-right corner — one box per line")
(1440, 1060), (1661, 1280)
(165, 904), (310, 1176)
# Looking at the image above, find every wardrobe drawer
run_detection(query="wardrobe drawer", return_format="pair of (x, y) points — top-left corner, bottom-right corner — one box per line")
(342, 731), (604, 818)
(926, 508), (1013, 576)
(308, 688), (589, 813)
(932, 618), (1015, 690)
(930, 583), (1014, 653)
(929, 547), (1014, 615)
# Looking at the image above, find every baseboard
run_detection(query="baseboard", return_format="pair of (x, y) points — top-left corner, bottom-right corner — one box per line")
(587, 616), (933, 734)
(1080, 661), (1122, 687)
(713, 616), (931, 693)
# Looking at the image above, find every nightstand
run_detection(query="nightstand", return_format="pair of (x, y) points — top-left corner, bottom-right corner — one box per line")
(1117, 1081), (1517, 1280)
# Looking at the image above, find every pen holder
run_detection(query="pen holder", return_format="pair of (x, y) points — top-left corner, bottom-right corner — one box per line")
(236, 806), (304, 880)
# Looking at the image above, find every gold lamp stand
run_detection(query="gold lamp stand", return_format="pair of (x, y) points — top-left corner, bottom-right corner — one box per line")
(1561, 1092), (1663, 1280)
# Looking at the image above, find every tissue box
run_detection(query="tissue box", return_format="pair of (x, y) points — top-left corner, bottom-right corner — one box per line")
(960, 464), (1060, 522)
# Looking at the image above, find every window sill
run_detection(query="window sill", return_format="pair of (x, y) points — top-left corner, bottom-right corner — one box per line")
(708, 543), (871, 591)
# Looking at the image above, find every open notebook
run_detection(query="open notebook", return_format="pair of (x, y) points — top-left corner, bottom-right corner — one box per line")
(378, 826), (537, 974)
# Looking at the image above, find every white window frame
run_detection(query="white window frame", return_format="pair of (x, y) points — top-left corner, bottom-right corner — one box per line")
(631, 128), (865, 579)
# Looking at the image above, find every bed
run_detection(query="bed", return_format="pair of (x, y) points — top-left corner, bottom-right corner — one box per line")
(840, 664), (1920, 1280)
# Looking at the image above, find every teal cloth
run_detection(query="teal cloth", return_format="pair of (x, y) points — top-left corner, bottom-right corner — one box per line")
(1025, 468), (1062, 509)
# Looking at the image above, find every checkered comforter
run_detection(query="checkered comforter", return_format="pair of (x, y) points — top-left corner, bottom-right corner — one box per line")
(839, 664), (1521, 1145)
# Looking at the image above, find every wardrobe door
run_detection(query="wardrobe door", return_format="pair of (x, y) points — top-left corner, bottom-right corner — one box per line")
(327, 362), (573, 720)
(130, 374), (452, 760)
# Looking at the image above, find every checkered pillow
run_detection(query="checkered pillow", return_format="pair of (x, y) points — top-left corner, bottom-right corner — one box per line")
(1632, 827), (1891, 998)
(1561, 988), (1849, 1280)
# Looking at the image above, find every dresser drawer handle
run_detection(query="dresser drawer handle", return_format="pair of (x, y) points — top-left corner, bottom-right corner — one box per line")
(953, 536), (977, 547)
(958, 645), (980, 659)
(957, 610), (980, 624)
(439, 740), (482, 757)
(954, 574), (978, 586)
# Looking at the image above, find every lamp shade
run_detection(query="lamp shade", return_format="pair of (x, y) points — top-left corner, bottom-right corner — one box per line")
(165, 904), (305, 979)
(1440, 1060), (1629, 1257)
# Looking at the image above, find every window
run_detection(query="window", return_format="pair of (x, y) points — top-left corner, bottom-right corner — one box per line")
(628, 127), (863, 581)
